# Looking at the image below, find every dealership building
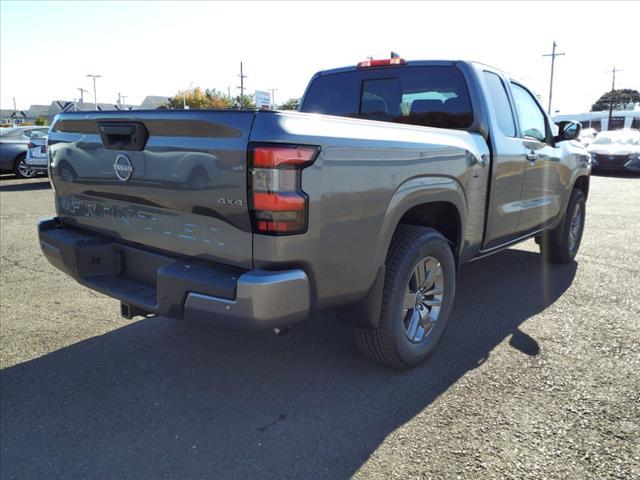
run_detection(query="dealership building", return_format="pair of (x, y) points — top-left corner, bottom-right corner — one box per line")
(554, 108), (640, 132)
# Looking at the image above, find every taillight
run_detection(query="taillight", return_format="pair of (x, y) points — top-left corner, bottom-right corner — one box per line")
(28, 142), (36, 149)
(248, 143), (320, 235)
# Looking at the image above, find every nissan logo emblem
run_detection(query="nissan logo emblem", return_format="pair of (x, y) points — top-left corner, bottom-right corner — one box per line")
(114, 154), (133, 182)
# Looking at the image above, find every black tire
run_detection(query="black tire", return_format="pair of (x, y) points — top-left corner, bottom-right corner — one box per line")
(13, 154), (37, 179)
(539, 188), (586, 264)
(354, 226), (457, 369)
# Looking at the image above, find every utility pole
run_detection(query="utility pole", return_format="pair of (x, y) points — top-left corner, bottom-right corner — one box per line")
(542, 41), (565, 114)
(77, 88), (87, 110)
(237, 61), (247, 109)
(182, 82), (193, 110)
(87, 74), (101, 110)
(269, 88), (279, 109)
(606, 67), (623, 126)
(12, 97), (17, 114)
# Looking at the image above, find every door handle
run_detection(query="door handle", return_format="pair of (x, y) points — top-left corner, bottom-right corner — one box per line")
(526, 152), (539, 162)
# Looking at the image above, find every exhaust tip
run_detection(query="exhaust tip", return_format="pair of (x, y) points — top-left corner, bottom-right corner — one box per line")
(272, 325), (294, 337)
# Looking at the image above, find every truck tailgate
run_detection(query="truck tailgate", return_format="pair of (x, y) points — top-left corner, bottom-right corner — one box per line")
(48, 110), (255, 268)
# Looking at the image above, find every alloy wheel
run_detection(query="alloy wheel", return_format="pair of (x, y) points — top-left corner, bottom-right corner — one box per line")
(402, 256), (444, 344)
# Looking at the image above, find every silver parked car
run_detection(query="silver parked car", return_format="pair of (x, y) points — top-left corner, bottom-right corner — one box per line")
(0, 126), (49, 178)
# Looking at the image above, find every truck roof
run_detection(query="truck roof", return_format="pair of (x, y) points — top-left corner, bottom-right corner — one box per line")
(315, 59), (511, 78)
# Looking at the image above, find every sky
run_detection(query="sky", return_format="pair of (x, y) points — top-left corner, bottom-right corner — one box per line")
(1, 1), (639, 113)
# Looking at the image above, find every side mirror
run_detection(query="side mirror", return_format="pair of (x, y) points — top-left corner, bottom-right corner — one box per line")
(554, 120), (581, 143)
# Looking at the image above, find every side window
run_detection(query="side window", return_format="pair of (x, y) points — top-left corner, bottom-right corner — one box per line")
(483, 71), (516, 137)
(301, 74), (359, 117)
(3, 130), (22, 140)
(510, 83), (547, 142)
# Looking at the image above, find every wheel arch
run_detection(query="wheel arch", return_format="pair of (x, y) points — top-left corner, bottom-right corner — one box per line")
(573, 175), (589, 199)
(341, 177), (466, 330)
(377, 176), (466, 267)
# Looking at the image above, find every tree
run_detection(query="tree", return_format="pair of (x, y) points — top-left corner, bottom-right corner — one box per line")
(230, 94), (256, 110)
(161, 87), (232, 110)
(591, 89), (640, 112)
(34, 116), (48, 126)
(279, 98), (300, 111)
(160, 87), (261, 110)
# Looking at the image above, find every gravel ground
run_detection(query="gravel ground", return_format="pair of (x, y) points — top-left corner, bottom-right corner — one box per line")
(0, 173), (639, 480)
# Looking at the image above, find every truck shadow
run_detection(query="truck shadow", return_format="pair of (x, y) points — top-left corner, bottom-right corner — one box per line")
(0, 248), (576, 480)
(0, 178), (51, 192)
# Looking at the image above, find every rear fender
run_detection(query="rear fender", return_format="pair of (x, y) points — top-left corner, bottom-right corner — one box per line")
(375, 176), (467, 267)
(343, 176), (466, 329)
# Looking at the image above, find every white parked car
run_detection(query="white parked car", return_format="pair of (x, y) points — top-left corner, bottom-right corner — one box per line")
(25, 135), (48, 173)
(587, 129), (640, 174)
(578, 127), (598, 147)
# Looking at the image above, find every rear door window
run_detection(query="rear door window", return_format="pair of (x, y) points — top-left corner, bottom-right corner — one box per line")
(483, 71), (516, 137)
(302, 66), (473, 130)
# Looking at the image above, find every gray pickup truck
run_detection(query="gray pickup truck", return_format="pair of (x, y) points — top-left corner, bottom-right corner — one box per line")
(38, 58), (590, 368)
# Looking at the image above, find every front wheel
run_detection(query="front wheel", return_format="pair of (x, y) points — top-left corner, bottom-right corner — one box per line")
(13, 154), (37, 179)
(539, 188), (586, 264)
(354, 226), (457, 369)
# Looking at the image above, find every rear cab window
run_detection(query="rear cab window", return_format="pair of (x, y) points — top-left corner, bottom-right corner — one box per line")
(301, 65), (473, 130)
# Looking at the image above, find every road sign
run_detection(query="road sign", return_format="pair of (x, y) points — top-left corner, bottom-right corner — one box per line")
(255, 90), (271, 109)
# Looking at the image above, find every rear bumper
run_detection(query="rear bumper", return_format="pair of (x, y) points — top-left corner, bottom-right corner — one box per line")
(25, 156), (48, 171)
(38, 218), (310, 330)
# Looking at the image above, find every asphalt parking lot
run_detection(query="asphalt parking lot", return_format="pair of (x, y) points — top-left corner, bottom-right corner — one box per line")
(0, 173), (638, 480)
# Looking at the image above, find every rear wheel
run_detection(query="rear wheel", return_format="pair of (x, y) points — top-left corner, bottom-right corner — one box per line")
(539, 188), (586, 264)
(354, 226), (456, 369)
(13, 154), (37, 179)
(58, 162), (76, 182)
(187, 167), (209, 190)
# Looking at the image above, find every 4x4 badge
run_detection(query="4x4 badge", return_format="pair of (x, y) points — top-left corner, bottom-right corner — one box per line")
(218, 197), (243, 207)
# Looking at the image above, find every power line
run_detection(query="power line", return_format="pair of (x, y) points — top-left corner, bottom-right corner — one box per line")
(237, 61), (247, 109)
(77, 87), (88, 111)
(542, 41), (565, 114)
(269, 88), (279, 109)
(606, 67), (623, 125)
(86, 74), (101, 110)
